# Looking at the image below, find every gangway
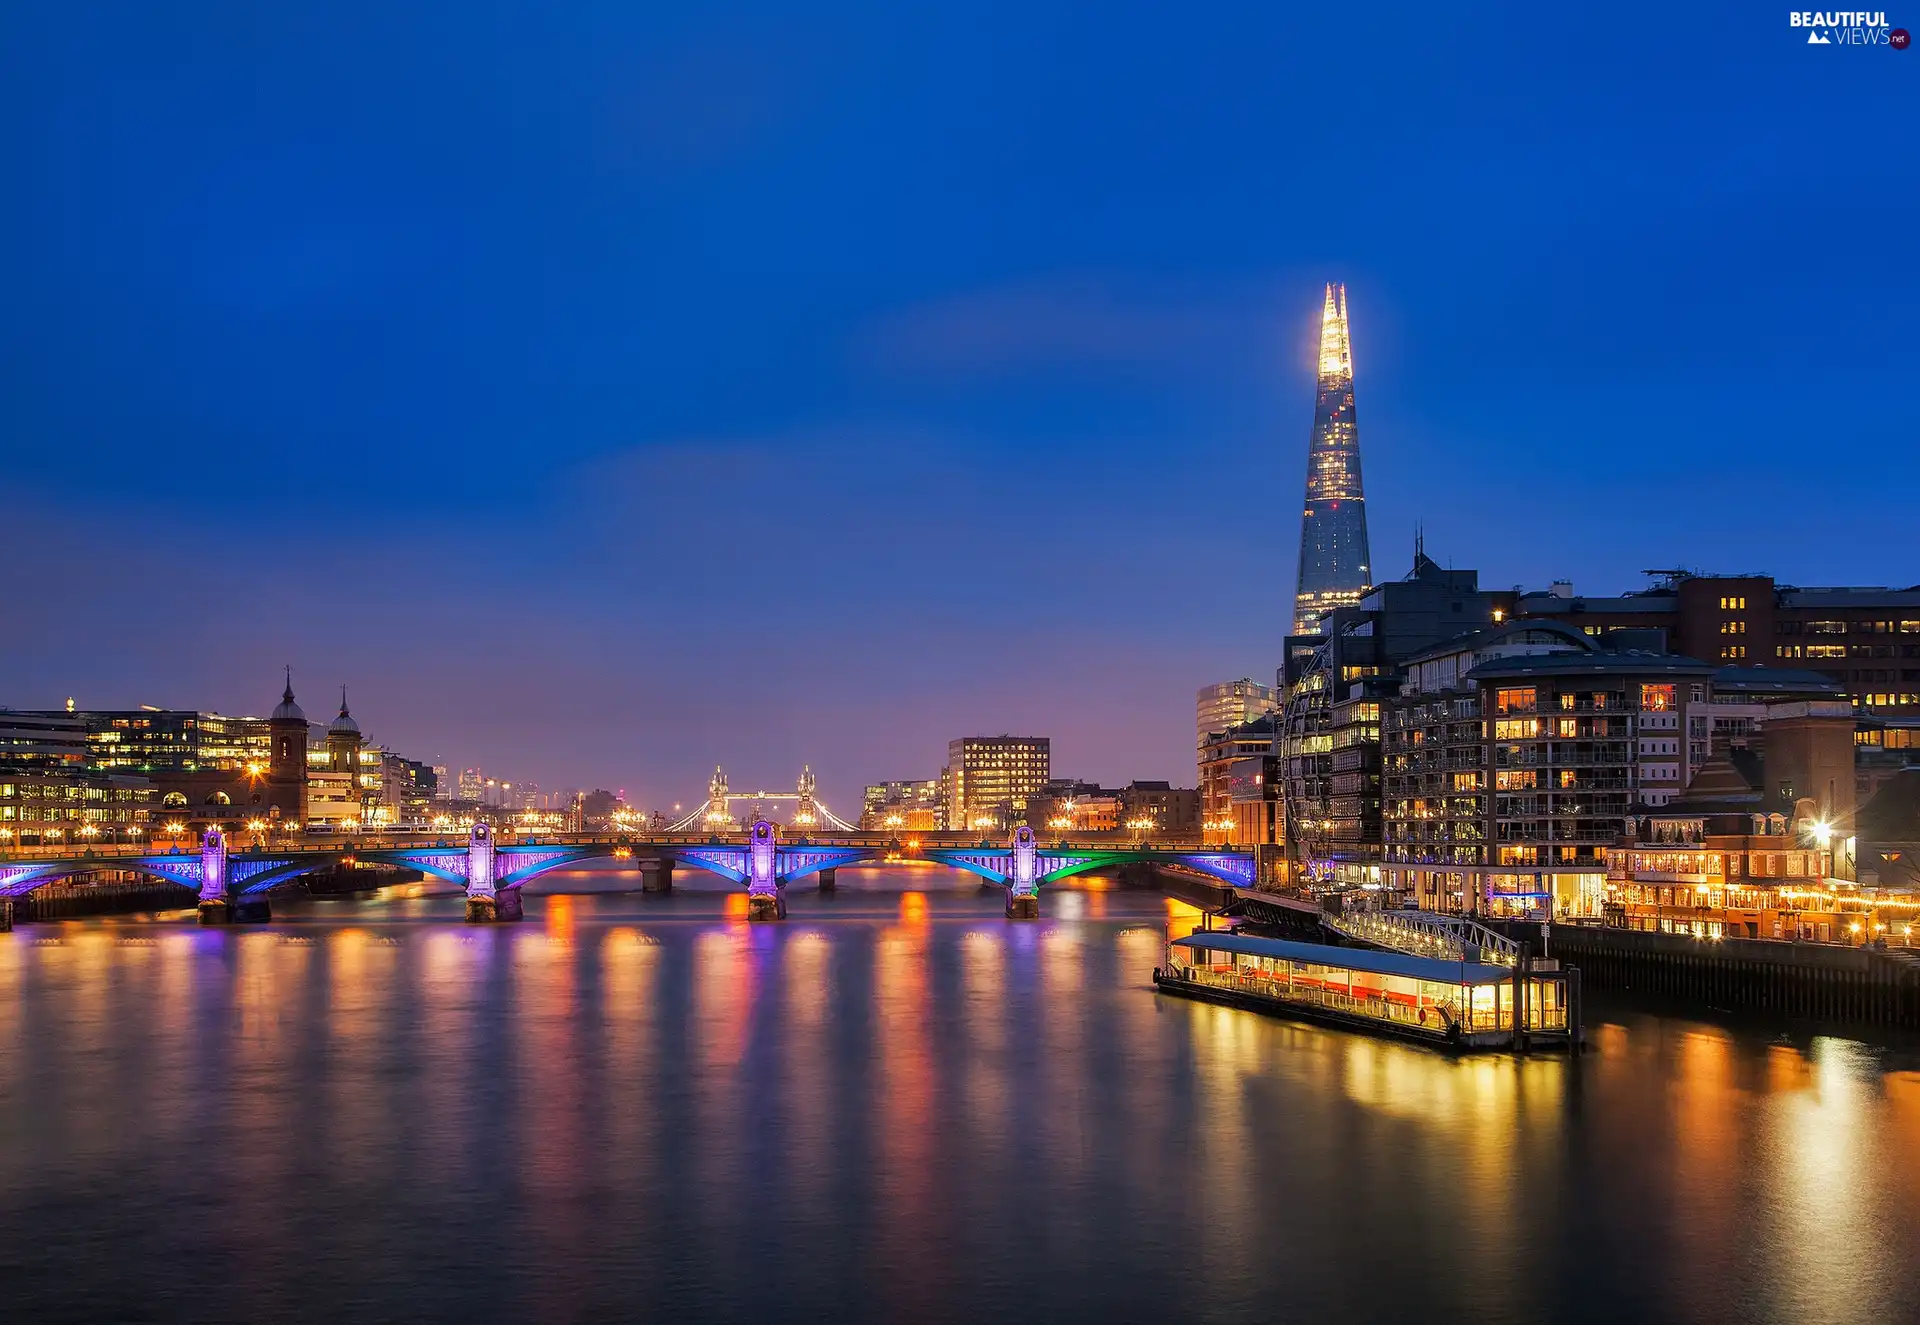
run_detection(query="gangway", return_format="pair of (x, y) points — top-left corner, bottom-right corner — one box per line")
(1321, 907), (1520, 967)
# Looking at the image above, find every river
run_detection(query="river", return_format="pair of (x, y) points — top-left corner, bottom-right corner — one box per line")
(1, 869), (1916, 1323)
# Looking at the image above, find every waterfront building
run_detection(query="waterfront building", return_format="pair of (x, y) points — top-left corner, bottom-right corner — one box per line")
(13, 705), (272, 774)
(1603, 715), (1890, 942)
(1381, 623), (1719, 918)
(1027, 781), (1119, 833)
(1199, 715), (1279, 845)
(1293, 283), (1374, 635)
(1857, 769), (1920, 893)
(304, 690), (366, 827)
(860, 778), (943, 831)
(1512, 571), (1920, 719)
(0, 709), (89, 772)
(945, 736), (1050, 832)
(1196, 680), (1276, 753)
(1120, 781), (1201, 836)
(1280, 551), (1510, 887)
(0, 771), (154, 845)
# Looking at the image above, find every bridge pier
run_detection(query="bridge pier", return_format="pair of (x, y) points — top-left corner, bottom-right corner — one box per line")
(1005, 825), (1040, 920)
(641, 858), (674, 894)
(746, 819), (785, 921)
(817, 867), (836, 893)
(464, 822), (522, 922)
(197, 828), (233, 924)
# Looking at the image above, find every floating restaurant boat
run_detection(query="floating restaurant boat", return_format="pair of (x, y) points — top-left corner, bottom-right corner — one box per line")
(1156, 930), (1580, 1052)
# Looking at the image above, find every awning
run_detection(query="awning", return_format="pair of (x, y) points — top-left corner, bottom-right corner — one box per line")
(1171, 931), (1519, 986)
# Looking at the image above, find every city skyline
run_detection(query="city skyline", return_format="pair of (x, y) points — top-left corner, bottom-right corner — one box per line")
(6, 5), (1916, 807)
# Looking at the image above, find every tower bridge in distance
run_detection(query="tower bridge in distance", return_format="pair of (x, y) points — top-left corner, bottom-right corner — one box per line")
(0, 820), (1257, 925)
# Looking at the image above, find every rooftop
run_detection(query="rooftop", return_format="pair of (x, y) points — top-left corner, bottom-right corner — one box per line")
(1469, 651), (1715, 682)
(1172, 930), (1518, 986)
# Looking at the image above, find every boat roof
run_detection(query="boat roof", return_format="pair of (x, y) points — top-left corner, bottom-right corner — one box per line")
(1171, 931), (1517, 986)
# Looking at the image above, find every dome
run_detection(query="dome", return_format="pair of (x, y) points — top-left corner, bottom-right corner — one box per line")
(271, 670), (306, 723)
(328, 685), (360, 737)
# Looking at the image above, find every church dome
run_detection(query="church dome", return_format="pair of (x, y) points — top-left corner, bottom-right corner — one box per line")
(271, 670), (306, 723)
(328, 686), (360, 737)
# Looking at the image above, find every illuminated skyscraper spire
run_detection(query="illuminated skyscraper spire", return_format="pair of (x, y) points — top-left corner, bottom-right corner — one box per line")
(1293, 282), (1373, 635)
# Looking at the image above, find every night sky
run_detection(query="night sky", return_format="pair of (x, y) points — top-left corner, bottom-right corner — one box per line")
(5, 5), (1915, 811)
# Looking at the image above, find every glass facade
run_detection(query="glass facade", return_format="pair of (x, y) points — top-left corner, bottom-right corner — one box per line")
(1294, 283), (1373, 635)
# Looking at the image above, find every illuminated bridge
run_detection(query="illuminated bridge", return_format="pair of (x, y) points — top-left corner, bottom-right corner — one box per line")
(0, 822), (1256, 924)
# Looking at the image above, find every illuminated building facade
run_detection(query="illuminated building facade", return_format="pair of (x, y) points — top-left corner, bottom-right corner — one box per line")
(1280, 551), (1506, 886)
(1196, 680), (1276, 752)
(1199, 715), (1277, 844)
(1293, 283), (1373, 636)
(945, 736), (1050, 833)
(0, 772), (153, 844)
(1513, 572), (1920, 720)
(25, 707), (273, 774)
(1384, 638), (1718, 918)
(860, 779), (943, 831)
(0, 710), (88, 772)
(1605, 704), (1875, 942)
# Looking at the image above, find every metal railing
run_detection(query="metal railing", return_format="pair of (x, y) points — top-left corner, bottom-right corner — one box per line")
(1320, 907), (1521, 966)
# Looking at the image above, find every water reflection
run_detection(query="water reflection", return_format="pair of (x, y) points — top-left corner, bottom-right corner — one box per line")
(0, 877), (1914, 1324)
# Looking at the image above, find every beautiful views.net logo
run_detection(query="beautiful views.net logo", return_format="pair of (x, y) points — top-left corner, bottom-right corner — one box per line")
(1788, 11), (1909, 46)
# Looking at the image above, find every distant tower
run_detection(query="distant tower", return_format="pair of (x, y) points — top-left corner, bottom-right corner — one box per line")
(706, 765), (730, 826)
(327, 687), (363, 815)
(796, 765), (819, 827)
(1293, 282), (1374, 635)
(267, 669), (309, 824)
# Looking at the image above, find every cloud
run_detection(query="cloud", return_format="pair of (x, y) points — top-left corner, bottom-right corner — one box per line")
(855, 273), (1294, 384)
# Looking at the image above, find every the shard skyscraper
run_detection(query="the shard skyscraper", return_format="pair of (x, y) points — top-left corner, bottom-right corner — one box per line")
(1292, 282), (1373, 635)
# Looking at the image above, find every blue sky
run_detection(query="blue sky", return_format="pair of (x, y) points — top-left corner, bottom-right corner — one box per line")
(5, 4), (1916, 810)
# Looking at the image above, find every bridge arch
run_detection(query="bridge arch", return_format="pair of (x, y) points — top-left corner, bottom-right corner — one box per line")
(0, 858), (205, 897)
(495, 849), (636, 890)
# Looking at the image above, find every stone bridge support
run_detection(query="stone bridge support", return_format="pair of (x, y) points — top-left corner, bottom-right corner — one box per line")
(465, 822), (521, 922)
(747, 820), (785, 921)
(197, 827), (231, 924)
(817, 867), (836, 893)
(640, 857), (674, 894)
(1006, 826), (1040, 919)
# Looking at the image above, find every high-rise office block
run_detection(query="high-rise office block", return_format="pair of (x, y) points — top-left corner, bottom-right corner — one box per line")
(945, 736), (1051, 832)
(1293, 283), (1373, 635)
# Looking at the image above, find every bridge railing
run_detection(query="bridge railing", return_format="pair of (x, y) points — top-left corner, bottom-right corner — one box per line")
(1321, 908), (1520, 966)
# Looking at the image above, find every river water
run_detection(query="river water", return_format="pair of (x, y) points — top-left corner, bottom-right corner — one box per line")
(1, 869), (1916, 1324)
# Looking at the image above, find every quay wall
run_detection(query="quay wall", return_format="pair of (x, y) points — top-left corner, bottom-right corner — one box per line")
(1500, 921), (1920, 1030)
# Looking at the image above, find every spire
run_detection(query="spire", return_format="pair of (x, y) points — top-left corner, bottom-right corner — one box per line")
(339, 685), (350, 718)
(283, 665), (295, 705)
(1293, 281), (1374, 635)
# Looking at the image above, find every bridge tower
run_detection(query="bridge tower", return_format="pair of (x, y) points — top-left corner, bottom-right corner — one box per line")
(746, 819), (785, 921)
(1006, 825), (1041, 919)
(267, 669), (308, 825)
(705, 766), (731, 830)
(795, 765), (819, 830)
(197, 827), (231, 924)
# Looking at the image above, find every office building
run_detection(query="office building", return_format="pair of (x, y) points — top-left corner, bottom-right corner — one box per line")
(1196, 680), (1277, 750)
(945, 736), (1050, 832)
(0, 709), (89, 772)
(860, 779), (943, 831)
(1513, 571), (1920, 719)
